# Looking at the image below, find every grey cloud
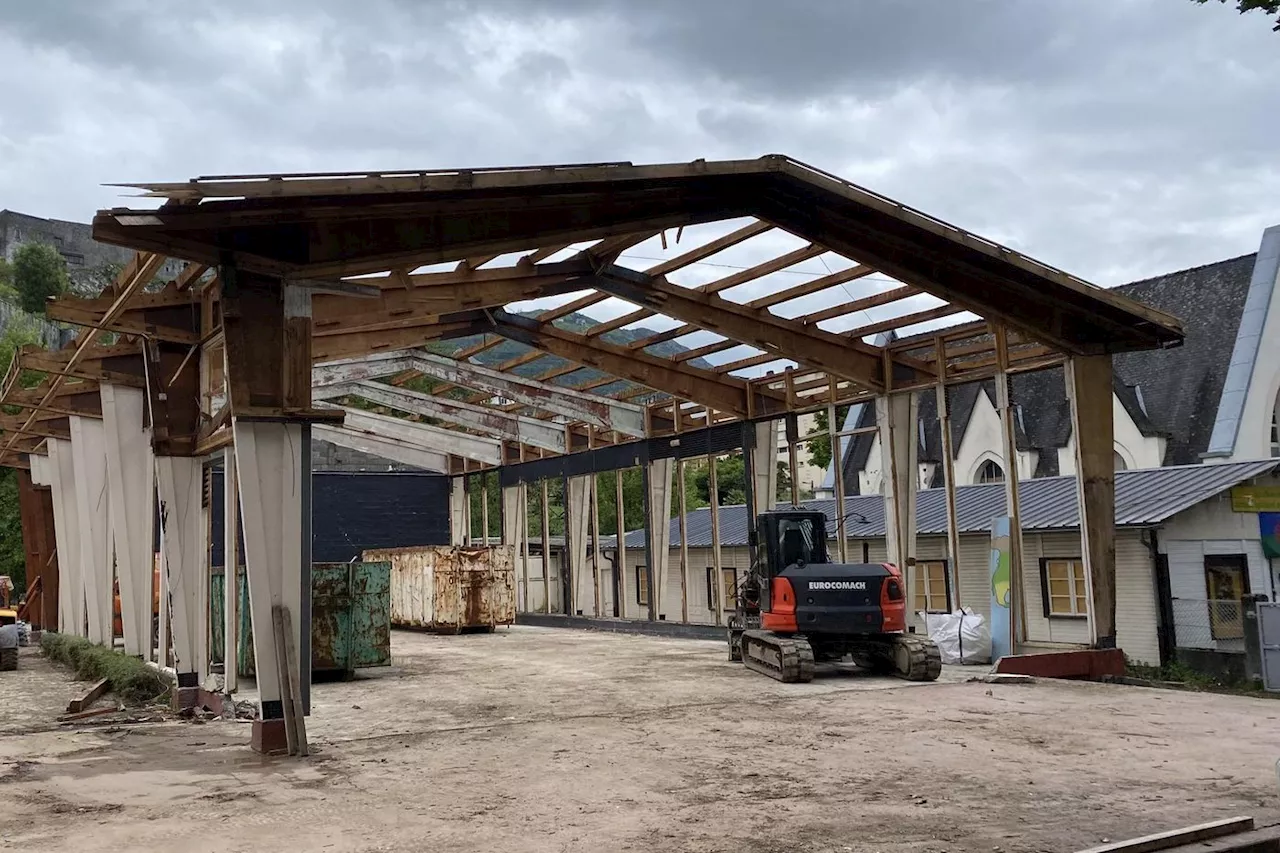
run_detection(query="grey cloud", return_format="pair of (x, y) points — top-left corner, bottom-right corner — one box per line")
(0, 0), (1277, 292)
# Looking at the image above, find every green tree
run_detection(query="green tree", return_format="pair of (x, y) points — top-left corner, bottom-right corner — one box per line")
(11, 242), (69, 315)
(0, 319), (45, 593)
(805, 405), (849, 471)
(0, 257), (16, 303)
(1193, 0), (1280, 29)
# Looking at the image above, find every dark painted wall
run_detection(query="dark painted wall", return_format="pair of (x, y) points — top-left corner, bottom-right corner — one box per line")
(208, 470), (451, 565)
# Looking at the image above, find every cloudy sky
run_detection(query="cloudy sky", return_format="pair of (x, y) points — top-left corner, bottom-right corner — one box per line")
(1, 0), (1277, 289)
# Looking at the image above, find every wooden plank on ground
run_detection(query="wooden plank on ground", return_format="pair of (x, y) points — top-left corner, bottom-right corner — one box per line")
(1074, 816), (1254, 853)
(66, 678), (110, 713)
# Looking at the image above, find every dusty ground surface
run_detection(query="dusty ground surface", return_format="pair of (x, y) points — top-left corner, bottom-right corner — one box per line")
(1, 628), (1278, 853)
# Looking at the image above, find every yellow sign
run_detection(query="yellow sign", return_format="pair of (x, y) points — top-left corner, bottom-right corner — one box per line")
(1231, 485), (1280, 513)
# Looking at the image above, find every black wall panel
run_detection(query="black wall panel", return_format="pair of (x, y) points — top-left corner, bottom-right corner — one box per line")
(208, 471), (451, 566)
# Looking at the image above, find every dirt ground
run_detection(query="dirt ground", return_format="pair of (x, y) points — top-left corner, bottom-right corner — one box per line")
(1, 628), (1279, 853)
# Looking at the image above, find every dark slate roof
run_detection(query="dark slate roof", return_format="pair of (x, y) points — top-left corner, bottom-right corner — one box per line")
(624, 459), (1279, 549)
(836, 253), (1259, 482)
(1109, 254), (1257, 464)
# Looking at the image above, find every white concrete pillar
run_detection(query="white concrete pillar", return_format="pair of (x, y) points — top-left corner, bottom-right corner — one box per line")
(41, 442), (78, 635)
(233, 420), (306, 725)
(69, 416), (112, 645)
(101, 385), (155, 657)
(879, 393), (919, 602)
(644, 458), (675, 621)
(565, 475), (593, 615)
(156, 454), (207, 688)
(752, 421), (780, 517)
(449, 477), (467, 546)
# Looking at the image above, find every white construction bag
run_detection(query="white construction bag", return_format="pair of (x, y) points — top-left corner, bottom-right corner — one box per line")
(921, 607), (992, 665)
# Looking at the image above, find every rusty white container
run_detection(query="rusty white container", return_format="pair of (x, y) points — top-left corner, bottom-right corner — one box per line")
(363, 545), (516, 633)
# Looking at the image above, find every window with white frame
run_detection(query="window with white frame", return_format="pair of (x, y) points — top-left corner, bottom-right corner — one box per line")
(1039, 558), (1088, 617)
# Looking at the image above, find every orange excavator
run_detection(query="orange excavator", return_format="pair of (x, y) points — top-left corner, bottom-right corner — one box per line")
(112, 562), (162, 639)
(727, 510), (942, 683)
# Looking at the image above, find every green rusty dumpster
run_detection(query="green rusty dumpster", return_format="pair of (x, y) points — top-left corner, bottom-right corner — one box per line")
(210, 561), (391, 678)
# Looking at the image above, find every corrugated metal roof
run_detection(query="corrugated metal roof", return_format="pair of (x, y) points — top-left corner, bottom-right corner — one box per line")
(623, 460), (1279, 549)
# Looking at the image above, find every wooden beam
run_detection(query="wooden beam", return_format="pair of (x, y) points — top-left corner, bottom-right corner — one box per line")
(2, 251), (165, 456)
(44, 301), (202, 344)
(1067, 353), (1116, 647)
(489, 310), (786, 419)
(590, 266), (894, 391)
(798, 285), (922, 325)
(844, 304), (964, 340)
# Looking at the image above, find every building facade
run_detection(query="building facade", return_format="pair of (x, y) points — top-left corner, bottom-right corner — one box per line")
(818, 224), (1280, 498)
(517, 461), (1280, 675)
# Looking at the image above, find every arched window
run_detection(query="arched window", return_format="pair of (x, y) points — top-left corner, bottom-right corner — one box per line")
(1114, 451), (1127, 471)
(975, 459), (1004, 484)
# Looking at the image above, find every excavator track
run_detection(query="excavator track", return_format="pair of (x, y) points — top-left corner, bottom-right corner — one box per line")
(852, 634), (943, 682)
(739, 630), (815, 683)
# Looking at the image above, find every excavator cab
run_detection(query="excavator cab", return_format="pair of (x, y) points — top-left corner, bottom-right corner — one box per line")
(729, 509), (942, 684)
(760, 511), (828, 573)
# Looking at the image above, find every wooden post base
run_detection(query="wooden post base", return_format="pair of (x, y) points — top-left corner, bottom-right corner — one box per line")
(251, 718), (290, 755)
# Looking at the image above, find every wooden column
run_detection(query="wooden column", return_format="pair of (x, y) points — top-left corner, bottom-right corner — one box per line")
(16, 467), (58, 632)
(935, 379), (963, 609)
(461, 475), (473, 546)
(994, 328), (1027, 648)
(540, 480), (552, 613)
(47, 440), (84, 636)
(480, 474), (490, 546)
(520, 483), (532, 613)
(223, 448), (240, 693)
(449, 477), (467, 546)
(69, 416), (112, 646)
(879, 392), (919, 616)
(752, 421), (779, 518)
(785, 415), (801, 506)
(101, 384), (155, 658)
(1067, 354), (1117, 647)
(221, 271), (329, 752)
(677, 459), (690, 623)
(156, 454), (206, 684)
(643, 457), (675, 621)
(615, 470), (628, 618)
(708, 452), (725, 626)
(827, 403), (849, 563)
(566, 475), (592, 615)
(589, 475), (604, 617)
(501, 484), (524, 608)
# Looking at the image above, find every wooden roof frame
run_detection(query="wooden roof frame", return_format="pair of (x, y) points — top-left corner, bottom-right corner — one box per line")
(2, 155), (1186, 470)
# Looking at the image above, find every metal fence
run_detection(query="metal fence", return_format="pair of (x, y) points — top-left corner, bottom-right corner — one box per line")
(1170, 597), (1248, 652)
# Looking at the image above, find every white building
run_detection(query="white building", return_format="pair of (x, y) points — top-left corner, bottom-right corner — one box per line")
(519, 460), (1279, 676)
(819, 223), (1280, 500)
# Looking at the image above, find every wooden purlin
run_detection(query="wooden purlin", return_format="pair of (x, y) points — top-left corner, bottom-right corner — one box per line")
(487, 310), (787, 419)
(628, 263), (881, 355)
(589, 266), (896, 392)
(582, 241), (827, 341)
